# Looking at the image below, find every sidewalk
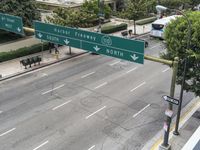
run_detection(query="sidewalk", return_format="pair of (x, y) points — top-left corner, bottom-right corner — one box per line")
(142, 97), (200, 150)
(0, 46), (85, 79)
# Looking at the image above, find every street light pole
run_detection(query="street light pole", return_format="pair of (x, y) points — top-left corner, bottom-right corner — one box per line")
(172, 10), (191, 136)
(156, 5), (192, 149)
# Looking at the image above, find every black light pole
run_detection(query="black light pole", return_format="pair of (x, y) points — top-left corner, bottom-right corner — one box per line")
(156, 5), (192, 149)
(173, 10), (192, 136)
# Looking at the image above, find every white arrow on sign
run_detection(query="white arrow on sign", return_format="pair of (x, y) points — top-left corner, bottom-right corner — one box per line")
(93, 45), (100, 52)
(130, 54), (139, 61)
(38, 33), (43, 38)
(64, 39), (70, 45)
(17, 27), (21, 32)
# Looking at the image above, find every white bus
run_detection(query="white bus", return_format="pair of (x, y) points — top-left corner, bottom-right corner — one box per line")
(150, 15), (179, 39)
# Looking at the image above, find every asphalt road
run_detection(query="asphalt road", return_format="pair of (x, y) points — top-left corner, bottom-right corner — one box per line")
(0, 37), (194, 150)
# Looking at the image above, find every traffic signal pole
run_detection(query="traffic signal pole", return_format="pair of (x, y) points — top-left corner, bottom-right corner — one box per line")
(160, 57), (179, 150)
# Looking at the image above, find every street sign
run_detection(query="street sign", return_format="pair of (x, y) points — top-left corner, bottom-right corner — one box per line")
(0, 12), (24, 35)
(34, 21), (144, 64)
(162, 95), (179, 105)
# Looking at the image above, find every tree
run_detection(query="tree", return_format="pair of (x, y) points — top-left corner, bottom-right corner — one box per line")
(47, 0), (111, 28)
(0, 0), (40, 27)
(124, 0), (148, 34)
(162, 11), (200, 96)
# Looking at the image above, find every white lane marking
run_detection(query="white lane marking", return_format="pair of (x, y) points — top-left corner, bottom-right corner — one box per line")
(86, 106), (106, 119)
(162, 68), (170, 73)
(42, 84), (65, 95)
(88, 145), (95, 150)
(33, 141), (49, 150)
(41, 73), (48, 77)
(0, 128), (16, 137)
(149, 44), (160, 50)
(126, 67), (137, 74)
(130, 82), (146, 92)
(133, 104), (151, 118)
(52, 100), (72, 110)
(94, 82), (107, 89)
(110, 61), (120, 66)
(81, 72), (95, 78)
(0, 111), (2, 114)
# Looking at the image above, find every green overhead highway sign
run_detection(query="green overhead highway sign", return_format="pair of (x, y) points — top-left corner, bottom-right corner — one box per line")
(34, 21), (144, 64)
(0, 12), (24, 35)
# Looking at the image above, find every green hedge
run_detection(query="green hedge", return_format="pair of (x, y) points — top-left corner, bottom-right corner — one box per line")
(135, 17), (157, 25)
(101, 23), (128, 34)
(0, 43), (49, 63)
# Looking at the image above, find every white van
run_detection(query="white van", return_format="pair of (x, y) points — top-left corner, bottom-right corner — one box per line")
(150, 15), (179, 39)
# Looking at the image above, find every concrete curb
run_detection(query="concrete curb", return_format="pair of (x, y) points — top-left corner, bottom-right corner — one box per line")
(142, 96), (200, 150)
(0, 52), (88, 82)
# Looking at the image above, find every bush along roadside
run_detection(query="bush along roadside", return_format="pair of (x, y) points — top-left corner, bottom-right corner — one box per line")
(0, 43), (49, 63)
(135, 17), (157, 25)
(101, 23), (128, 34)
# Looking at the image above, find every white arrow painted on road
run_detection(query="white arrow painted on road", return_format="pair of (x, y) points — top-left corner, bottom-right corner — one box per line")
(38, 33), (43, 38)
(17, 27), (21, 32)
(64, 39), (70, 45)
(93, 45), (100, 52)
(130, 54), (139, 61)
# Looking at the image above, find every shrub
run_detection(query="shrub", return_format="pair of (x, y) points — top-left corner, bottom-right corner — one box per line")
(101, 23), (128, 34)
(135, 17), (157, 25)
(0, 43), (49, 62)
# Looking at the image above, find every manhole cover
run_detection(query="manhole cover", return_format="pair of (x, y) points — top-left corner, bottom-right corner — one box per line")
(80, 96), (102, 108)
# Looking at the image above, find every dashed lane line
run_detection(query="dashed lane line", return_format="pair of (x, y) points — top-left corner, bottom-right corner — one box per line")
(109, 61), (120, 66)
(130, 82), (146, 92)
(42, 84), (65, 95)
(52, 100), (72, 111)
(88, 145), (95, 150)
(126, 67), (138, 74)
(81, 72), (95, 78)
(162, 68), (170, 73)
(133, 104), (151, 118)
(86, 106), (106, 119)
(33, 141), (49, 150)
(94, 82), (107, 90)
(0, 128), (16, 137)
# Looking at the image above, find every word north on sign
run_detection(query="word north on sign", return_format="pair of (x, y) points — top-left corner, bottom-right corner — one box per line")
(34, 21), (144, 64)
(0, 12), (24, 35)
